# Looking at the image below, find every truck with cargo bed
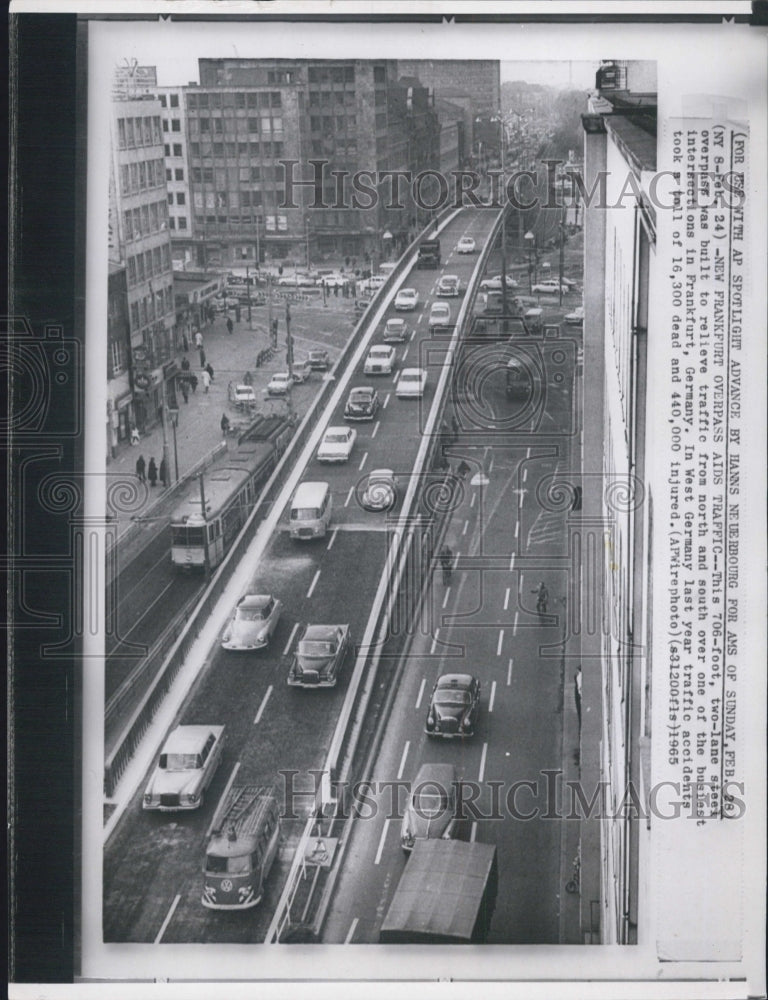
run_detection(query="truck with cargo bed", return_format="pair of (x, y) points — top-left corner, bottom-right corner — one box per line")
(416, 238), (441, 269)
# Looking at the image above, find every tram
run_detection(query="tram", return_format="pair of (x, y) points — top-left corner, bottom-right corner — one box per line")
(201, 785), (281, 910)
(170, 416), (292, 571)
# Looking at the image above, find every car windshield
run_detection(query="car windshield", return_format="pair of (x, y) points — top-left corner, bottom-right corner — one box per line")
(350, 391), (371, 402)
(325, 432), (349, 444)
(298, 640), (335, 657)
(414, 792), (448, 817)
(205, 853), (252, 875)
(159, 752), (200, 771)
(400, 290), (415, 298)
(401, 373), (419, 382)
(436, 689), (471, 705)
(386, 321), (403, 329)
(370, 348), (390, 357)
(236, 606), (267, 621)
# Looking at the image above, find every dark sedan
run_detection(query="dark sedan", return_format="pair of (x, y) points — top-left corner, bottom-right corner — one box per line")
(425, 673), (481, 738)
(287, 624), (350, 688)
(344, 386), (380, 421)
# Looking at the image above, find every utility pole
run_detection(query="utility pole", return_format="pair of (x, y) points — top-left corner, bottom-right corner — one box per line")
(285, 300), (295, 422)
(499, 114), (508, 326)
(160, 376), (173, 485)
(558, 208), (566, 308)
(199, 472), (210, 576)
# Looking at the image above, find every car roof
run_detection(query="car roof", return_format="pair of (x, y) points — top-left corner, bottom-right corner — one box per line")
(413, 762), (456, 786)
(369, 468), (394, 479)
(162, 725), (223, 753)
(436, 673), (475, 688)
(238, 594), (273, 609)
(302, 624), (344, 640)
(350, 385), (375, 394)
(400, 367), (425, 376)
(369, 345), (394, 353)
(441, 274), (459, 281)
(398, 287), (416, 294)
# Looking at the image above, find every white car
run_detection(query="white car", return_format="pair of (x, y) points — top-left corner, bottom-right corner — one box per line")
(267, 372), (293, 396)
(364, 344), (397, 375)
(317, 425), (357, 462)
(358, 274), (387, 294)
(382, 318), (408, 342)
(143, 725), (226, 812)
(532, 280), (570, 294)
(479, 273), (519, 291)
(437, 274), (461, 297)
(361, 469), (397, 511)
(564, 305), (584, 326)
(221, 594), (282, 651)
(396, 368), (428, 398)
(315, 271), (346, 288)
(395, 287), (419, 311)
(456, 236), (476, 254)
(428, 302), (451, 329)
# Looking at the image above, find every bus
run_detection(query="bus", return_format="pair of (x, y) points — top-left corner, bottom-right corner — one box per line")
(170, 416), (292, 571)
(201, 785), (280, 910)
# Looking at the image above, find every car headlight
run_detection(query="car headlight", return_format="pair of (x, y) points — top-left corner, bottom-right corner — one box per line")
(144, 793), (153, 804)
(256, 629), (268, 641)
(186, 791), (199, 803)
(222, 631), (231, 643)
(461, 717), (471, 730)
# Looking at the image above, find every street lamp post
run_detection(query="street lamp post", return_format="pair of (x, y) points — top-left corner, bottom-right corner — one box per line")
(499, 115), (508, 324)
(524, 230), (536, 293)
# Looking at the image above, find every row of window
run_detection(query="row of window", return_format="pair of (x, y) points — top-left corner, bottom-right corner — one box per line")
(310, 140), (358, 158)
(168, 216), (188, 230)
(189, 116), (284, 135)
(191, 165), (282, 184)
(308, 90), (357, 108)
(309, 114), (357, 131)
(164, 143), (184, 158)
(167, 191), (187, 205)
(157, 93), (180, 108)
(123, 199), (170, 243)
(162, 118), (182, 133)
(126, 243), (172, 288)
(188, 141), (284, 159)
(119, 158), (166, 197)
(187, 91), (282, 110)
(192, 190), (278, 210)
(129, 284), (174, 332)
(166, 167), (185, 182)
(308, 65), (357, 84)
(117, 115), (163, 150)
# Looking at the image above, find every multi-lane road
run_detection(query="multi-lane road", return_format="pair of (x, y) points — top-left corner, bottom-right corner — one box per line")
(104, 206), (506, 942)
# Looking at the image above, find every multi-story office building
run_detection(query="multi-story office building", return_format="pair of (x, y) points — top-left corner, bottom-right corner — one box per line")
(106, 263), (131, 458)
(109, 95), (178, 433)
(398, 58), (500, 125)
(156, 86), (192, 249)
(176, 58), (439, 268)
(578, 60), (657, 945)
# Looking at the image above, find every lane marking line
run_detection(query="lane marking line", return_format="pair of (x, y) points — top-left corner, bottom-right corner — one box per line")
(326, 528), (338, 551)
(509, 552), (515, 572)
(507, 657), (513, 686)
(478, 742), (488, 783)
(345, 917), (359, 944)
(415, 677), (426, 709)
(496, 629), (504, 656)
(154, 895), (181, 945)
(397, 741), (410, 780)
(359, 452), (368, 471)
(513, 611), (519, 636)
(442, 586), (450, 608)
(462, 520), (469, 536)
(489, 680), (497, 713)
(383, 393), (391, 409)
(344, 486), (354, 507)
(430, 629), (440, 655)
(402, 347), (409, 362)
(306, 569), (321, 599)
(470, 821), (478, 843)
(254, 685), (273, 724)
(503, 587), (510, 611)
(372, 420), (380, 439)
(374, 818), (390, 866)
(282, 622), (300, 656)
(470, 492), (476, 508)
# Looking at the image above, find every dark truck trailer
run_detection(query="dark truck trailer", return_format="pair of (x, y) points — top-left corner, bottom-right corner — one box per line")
(416, 239), (441, 269)
(379, 840), (498, 944)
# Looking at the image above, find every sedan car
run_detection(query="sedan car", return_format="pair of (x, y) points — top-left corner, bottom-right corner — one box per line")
(344, 386), (379, 421)
(315, 271), (346, 288)
(382, 317), (408, 343)
(479, 273), (519, 291)
(364, 344), (397, 375)
(428, 301), (451, 329)
(456, 236), (476, 254)
(394, 287), (419, 311)
(143, 725), (226, 812)
(278, 271), (318, 287)
(425, 673), (481, 738)
(437, 274), (461, 297)
(317, 425), (357, 462)
(287, 623), (350, 688)
(532, 280), (570, 294)
(400, 762), (460, 852)
(267, 372), (293, 396)
(308, 349), (330, 371)
(221, 594), (282, 651)
(564, 305), (584, 326)
(360, 468), (396, 511)
(396, 368), (428, 398)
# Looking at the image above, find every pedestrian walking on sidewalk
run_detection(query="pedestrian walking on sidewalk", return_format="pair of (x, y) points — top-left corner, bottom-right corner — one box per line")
(147, 457), (158, 487)
(201, 368), (212, 393)
(194, 330), (203, 350)
(130, 424), (140, 445)
(574, 667), (582, 727)
(199, 347), (206, 369)
(221, 413), (230, 436)
(189, 373), (198, 393)
(226, 316), (234, 335)
(135, 454), (146, 482)
(205, 361), (215, 382)
(159, 457), (168, 488)
(180, 379), (189, 404)
(181, 355), (190, 371)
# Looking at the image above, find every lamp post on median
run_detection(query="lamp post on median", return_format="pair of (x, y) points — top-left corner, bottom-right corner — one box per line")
(524, 230), (536, 293)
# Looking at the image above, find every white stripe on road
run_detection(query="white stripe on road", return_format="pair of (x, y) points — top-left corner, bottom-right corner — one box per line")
(515, 521), (520, 538)
(507, 658), (514, 686)
(254, 685), (273, 724)
(470, 492), (476, 507)
(489, 680), (497, 713)
(442, 586), (451, 608)
(488, 455), (494, 472)
(503, 587), (510, 611)
(523, 467), (528, 483)
(470, 821), (478, 843)
(326, 528), (338, 551)
(401, 347), (409, 361)
(430, 629), (440, 654)
(392, 371), (399, 384)
(154, 895), (181, 945)
(415, 678), (426, 709)
(526, 447), (531, 459)
(496, 629), (504, 656)
(383, 392), (391, 409)
(359, 452), (368, 471)
(345, 917), (359, 944)
(513, 611), (519, 636)
(509, 552), (516, 571)
(397, 741), (410, 780)
(478, 742), (488, 783)
(374, 818), (390, 866)
(409, 328), (416, 341)
(306, 569), (321, 599)
(345, 486), (354, 507)
(282, 622), (300, 656)
(372, 420), (380, 439)
(462, 520), (469, 535)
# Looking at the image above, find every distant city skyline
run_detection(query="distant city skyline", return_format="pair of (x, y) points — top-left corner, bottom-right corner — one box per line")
(502, 61), (599, 90)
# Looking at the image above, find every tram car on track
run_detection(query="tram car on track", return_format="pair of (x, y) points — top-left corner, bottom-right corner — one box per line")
(170, 416), (292, 571)
(201, 784), (281, 910)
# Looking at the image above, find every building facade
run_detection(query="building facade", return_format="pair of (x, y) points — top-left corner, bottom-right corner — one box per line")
(109, 95), (178, 434)
(106, 263), (132, 458)
(156, 86), (193, 251)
